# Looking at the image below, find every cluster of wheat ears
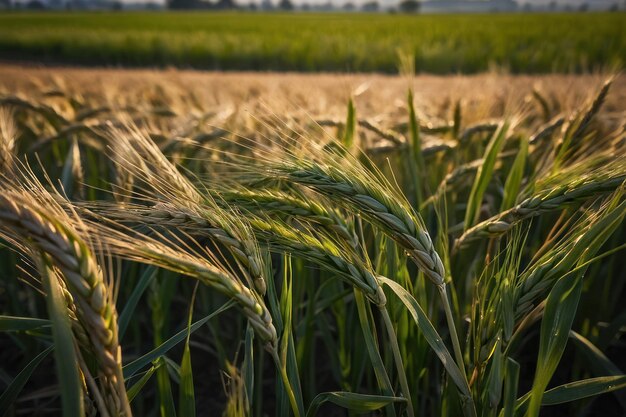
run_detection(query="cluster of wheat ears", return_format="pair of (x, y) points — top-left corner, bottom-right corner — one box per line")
(0, 75), (625, 417)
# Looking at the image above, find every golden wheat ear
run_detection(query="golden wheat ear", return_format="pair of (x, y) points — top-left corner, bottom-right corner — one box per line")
(0, 191), (132, 417)
(104, 124), (269, 296)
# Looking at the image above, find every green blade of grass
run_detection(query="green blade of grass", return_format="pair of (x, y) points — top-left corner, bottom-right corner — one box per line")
(407, 88), (425, 207)
(452, 100), (462, 140)
(276, 253), (304, 417)
(60, 137), (81, 199)
(354, 290), (397, 417)
(152, 272), (178, 417)
(306, 392), (406, 417)
(0, 345), (53, 417)
(378, 277), (473, 408)
(342, 98), (356, 149)
(41, 256), (84, 417)
(0, 316), (50, 332)
(484, 337), (503, 409)
(178, 283), (199, 417)
(515, 375), (626, 413)
(127, 365), (158, 403)
(243, 326), (254, 413)
(118, 265), (157, 339)
(501, 137), (528, 211)
(178, 342), (194, 415)
(123, 301), (233, 379)
(156, 355), (176, 417)
(502, 358), (520, 417)
(464, 121), (509, 229)
(527, 273), (583, 417)
(542, 375), (626, 405)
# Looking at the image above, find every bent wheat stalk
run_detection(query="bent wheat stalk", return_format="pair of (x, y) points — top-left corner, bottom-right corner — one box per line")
(217, 188), (357, 246)
(94, 225), (278, 347)
(0, 192), (131, 417)
(108, 125), (268, 294)
(457, 168), (626, 246)
(87, 217), (301, 415)
(254, 152), (474, 414)
(88, 200), (268, 293)
(266, 157), (446, 286)
(250, 216), (386, 305)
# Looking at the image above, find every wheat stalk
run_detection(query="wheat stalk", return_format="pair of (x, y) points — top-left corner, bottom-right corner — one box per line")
(89, 218), (278, 348)
(217, 188), (357, 246)
(479, 194), (626, 356)
(0, 192), (131, 417)
(571, 79), (612, 143)
(457, 166), (626, 246)
(250, 216), (387, 305)
(87, 200), (267, 294)
(252, 150), (471, 400)
(265, 156), (446, 286)
(107, 125), (268, 294)
(97, 200), (385, 307)
(529, 116), (565, 146)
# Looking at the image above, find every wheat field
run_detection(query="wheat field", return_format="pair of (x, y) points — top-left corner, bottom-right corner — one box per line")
(0, 65), (625, 417)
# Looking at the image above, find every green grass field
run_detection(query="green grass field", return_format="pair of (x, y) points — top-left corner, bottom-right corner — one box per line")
(0, 12), (625, 73)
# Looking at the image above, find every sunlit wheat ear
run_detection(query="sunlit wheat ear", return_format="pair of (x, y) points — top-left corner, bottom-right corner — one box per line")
(93, 198), (382, 306)
(16, 254), (95, 381)
(515, 195), (626, 318)
(548, 79), (615, 169)
(87, 199), (267, 295)
(570, 78), (613, 143)
(474, 190), (625, 368)
(210, 116), (444, 284)
(258, 151), (445, 286)
(43, 263), (103, 417)
(0, 191), (131, 417)
(105, 124), (268, 294)
(215, 187), (357, 247)
(478, 192), (626, 356)
(457, 159), (626, 246)
(249, 215), (387, 306)
(528, 116), (565, 146)
(86, 218), (278, 349)
(0, 107), (17, 174)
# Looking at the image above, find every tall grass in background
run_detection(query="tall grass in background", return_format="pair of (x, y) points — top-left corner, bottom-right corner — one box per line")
(0, 73), (626, 417)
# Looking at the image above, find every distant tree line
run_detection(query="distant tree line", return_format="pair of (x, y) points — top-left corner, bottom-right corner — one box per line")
(158, 0), (626, 12)
(2, 0), (621, 13)
(167, 0), (421, 11)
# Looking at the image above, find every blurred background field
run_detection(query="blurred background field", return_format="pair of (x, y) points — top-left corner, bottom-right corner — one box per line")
(0, 12), (625, 73)
(2, 64), (625, 117)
